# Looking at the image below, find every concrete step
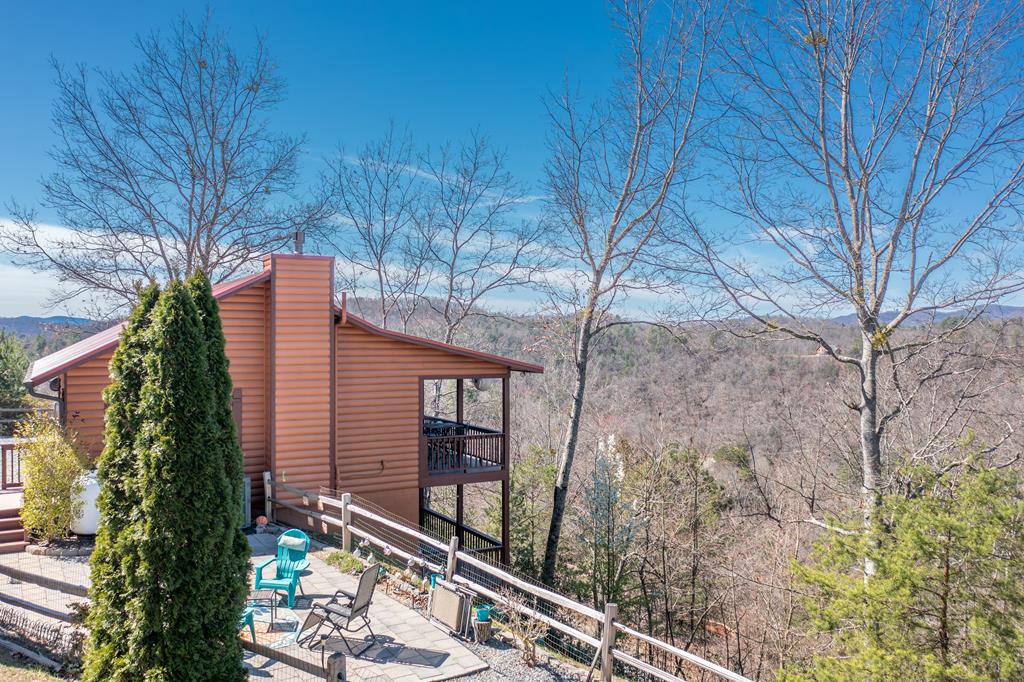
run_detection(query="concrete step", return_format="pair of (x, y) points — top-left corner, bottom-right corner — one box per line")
(0, 541), (27, 555)
(0, 529), (25, 544)
(0, 516), (22, 532)
(0, 573), (88, 622)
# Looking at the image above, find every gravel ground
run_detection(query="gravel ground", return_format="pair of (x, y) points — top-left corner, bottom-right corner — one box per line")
(460, 634), (588, 681)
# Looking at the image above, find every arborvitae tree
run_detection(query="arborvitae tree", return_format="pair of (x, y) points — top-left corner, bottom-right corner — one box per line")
(86, 281), (247, 680)
(84, 284), (159, 681)
(186, 271), (250, 673)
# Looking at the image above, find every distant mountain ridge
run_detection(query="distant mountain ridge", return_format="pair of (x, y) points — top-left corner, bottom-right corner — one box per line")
(0, 315), (98, 337)
(829, 305), (1024, 326)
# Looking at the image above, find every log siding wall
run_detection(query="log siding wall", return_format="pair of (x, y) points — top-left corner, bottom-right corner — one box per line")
(62, 280), (271, 503)
(334, 322), (508, 523)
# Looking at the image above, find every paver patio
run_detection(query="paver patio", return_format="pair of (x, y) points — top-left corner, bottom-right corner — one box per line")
(247, 530), (487, 680)
(0, 528), (487, 681)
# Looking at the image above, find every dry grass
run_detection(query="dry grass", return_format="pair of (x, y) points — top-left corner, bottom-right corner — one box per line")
(0, 647), (65, 681)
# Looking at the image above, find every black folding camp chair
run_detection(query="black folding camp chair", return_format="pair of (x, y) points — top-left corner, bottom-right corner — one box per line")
(298, 563), (382, 656)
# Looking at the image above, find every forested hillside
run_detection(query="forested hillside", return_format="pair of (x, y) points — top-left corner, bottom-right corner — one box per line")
(406, 308), (1024, 678)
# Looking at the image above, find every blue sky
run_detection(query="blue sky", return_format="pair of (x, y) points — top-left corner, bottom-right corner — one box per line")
(0, 1), (619, 315)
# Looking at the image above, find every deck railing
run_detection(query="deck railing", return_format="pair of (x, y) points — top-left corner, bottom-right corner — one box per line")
(420, 506), (502, 563)
(0, 441), (24, 490)
(263, 473), (753, 682)
(423, 416), (504, 475)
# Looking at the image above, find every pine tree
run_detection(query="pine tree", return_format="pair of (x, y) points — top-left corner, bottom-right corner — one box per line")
(783, 465), (1024, 682)
(0, 330), (29, 410)
(84, 284), (159, 681)
(129, 281), (247, 680)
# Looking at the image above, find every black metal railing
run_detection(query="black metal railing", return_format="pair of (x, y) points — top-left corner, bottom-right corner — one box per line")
(423, 416), (504, 476)
(420, 506), (502, 564)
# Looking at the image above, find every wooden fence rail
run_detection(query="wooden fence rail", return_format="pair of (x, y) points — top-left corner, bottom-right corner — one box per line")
(263, 473), (752, 682)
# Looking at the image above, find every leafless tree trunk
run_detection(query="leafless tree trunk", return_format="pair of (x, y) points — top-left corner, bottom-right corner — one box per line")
(326, 123), (429, 331)
(674, 0), (1024, 574)
(2, 15), (330, 317)
(419, 132), (546, 413)
(539, 0), (725, 586)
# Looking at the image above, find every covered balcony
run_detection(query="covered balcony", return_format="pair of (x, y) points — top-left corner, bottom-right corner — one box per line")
(419, 376), (510, 564)
(420, 377), (509, 486)
(423, 416), (503, 475)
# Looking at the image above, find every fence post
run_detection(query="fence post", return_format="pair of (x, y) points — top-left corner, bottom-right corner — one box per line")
(445, 535), (459, 581)
(325, 651), (346, 680)
(600, 602), (617, 682)
(262, 471), (274, 523)
(340, 493), (352, 552)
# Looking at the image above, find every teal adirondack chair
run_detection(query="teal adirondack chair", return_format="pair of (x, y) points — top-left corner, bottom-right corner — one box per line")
(255, 529), (311, 607)
(239, 607), (257, 641)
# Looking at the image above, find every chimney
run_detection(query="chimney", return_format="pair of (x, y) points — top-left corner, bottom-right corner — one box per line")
(266, 253), (336, 494)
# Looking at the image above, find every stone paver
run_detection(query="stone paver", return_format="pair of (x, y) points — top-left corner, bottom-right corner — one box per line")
(246, 530), (488, 681)
(0, 527), (488, 680)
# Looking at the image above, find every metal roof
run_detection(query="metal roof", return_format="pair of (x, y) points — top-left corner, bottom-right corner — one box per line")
(24, 267), (544, 387)
(23, 271), (271, 387)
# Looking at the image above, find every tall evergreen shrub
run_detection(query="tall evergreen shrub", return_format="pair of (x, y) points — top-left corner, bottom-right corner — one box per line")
(186, 272), (250, 675)
(84, 284), (159, 681)
(85, 279), (248, 681)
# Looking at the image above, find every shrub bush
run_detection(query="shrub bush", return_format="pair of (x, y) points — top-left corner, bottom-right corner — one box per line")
(16, 414), (87, 542)
(324, 549), (365, 574)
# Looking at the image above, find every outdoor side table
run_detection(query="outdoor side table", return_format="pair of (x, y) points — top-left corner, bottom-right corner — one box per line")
(248, 589), (277, 630)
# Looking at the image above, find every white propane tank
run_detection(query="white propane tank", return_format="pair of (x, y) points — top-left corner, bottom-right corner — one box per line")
(71, 471), (101, 536)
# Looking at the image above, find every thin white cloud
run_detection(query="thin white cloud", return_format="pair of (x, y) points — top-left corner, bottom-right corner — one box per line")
(0, 261), (61, 316)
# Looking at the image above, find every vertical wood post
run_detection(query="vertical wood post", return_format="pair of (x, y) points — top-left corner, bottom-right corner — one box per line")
(501, 375), (511, 564)
(600, 602), (618, 682)
(445, 535), (459, 581)
(262, 471), (274, 522)
(456, 484), (465, 548)
(456, 378), (465, 472)
(340, 492), (352, 552)
(501, 478), (510, 565)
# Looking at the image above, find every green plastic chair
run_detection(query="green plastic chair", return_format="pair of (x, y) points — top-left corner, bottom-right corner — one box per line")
(239, 607), (256, 642)
(254, 529), (311, 607)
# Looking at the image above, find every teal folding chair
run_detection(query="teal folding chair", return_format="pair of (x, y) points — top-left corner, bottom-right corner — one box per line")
(255, 529), (311, 607)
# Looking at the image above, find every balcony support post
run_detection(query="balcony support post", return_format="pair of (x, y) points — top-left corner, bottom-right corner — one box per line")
(456, 379), (464, 472)
(501, 375), (510, 564)
(456, 484), (465, 548)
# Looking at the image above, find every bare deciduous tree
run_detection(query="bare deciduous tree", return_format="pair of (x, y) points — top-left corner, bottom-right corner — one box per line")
(539, 0), (724, 586)
(676, 0), (1024, 571)
(326, 124), (429, 332)
(2, 16), (330, 316)
(419, 133), (546, 411)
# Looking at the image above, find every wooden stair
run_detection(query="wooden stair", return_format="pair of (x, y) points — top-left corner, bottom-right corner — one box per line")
(0, 504), (26, 554)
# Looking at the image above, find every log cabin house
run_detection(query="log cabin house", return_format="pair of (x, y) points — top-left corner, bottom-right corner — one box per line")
(23, 253), (543, 563)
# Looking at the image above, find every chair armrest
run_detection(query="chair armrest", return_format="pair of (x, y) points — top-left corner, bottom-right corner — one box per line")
(255, 557), (276, 582)
(329, 589), (356, 605)
(294, 559), (310, 572)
